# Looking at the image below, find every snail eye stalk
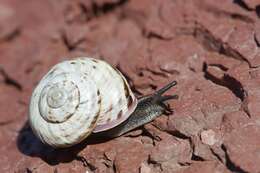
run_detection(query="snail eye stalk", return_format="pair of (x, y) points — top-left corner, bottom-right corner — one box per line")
(155, 81), (177, 96)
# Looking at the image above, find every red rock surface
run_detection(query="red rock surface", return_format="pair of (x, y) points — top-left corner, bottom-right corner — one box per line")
(0, 0), (260, 172)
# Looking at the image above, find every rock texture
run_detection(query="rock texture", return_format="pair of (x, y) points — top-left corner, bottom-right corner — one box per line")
(0, 0), (260, 172)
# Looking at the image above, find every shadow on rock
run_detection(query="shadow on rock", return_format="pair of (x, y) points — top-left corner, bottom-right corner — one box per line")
(16, 121), (112, 165)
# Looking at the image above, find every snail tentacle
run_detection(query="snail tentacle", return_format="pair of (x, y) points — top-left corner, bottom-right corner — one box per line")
(155, 80), (177, 96)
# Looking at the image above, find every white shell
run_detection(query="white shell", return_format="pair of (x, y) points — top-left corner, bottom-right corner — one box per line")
(29, 57), (137, 147)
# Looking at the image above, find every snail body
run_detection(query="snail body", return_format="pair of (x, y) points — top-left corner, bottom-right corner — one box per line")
(29, 57), (177, 148)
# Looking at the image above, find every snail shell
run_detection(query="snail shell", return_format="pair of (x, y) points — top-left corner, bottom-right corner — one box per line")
(29, 57), (137, 147)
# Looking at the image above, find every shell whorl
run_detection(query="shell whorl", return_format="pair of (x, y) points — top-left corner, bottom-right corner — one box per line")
(29, 57), (137, 147)
(39, 73), (81, 123)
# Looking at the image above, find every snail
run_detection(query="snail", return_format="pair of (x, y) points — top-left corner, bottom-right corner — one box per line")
(29, 57), (178, 148)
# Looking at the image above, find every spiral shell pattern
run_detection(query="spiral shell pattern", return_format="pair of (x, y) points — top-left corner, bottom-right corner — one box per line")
(29, 57), (137, 147)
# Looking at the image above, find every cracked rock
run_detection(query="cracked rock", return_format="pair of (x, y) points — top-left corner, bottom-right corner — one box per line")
(1, 0), (260, 172)
(200, 129), (219, 146)
(223, 122), (260, 173)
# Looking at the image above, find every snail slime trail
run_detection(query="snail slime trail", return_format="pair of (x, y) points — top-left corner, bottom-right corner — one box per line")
(29, 57), (178, 148)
